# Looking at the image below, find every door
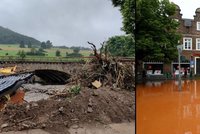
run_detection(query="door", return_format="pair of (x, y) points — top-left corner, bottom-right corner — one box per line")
(196, 58), (200, 75)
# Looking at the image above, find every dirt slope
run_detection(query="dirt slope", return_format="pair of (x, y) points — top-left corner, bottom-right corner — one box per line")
(0, 87), (134, 134)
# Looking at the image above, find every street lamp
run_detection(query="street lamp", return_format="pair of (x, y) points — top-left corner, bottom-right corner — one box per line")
(177, 45), (183, 91)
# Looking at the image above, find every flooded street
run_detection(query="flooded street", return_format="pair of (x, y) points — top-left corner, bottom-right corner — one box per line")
(137, 80), (200, 134)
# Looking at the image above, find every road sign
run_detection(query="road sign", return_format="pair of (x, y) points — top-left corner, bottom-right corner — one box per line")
(177, 45), (183, 53)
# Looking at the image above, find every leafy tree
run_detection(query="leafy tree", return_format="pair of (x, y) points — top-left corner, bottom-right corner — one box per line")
(67, 48), (83, 57)
(56, 50), (61, 57)
(41, 42), (46, 49)
(111, 0), (134, 58)
(73, 48), (80, 53)
(135, 0), (180, 63)
(19, 41), (25, 48)
(38, 48), (45, 53)
(106, 35), (134, 57)
(27, 41), (32, 48)
(111, 0), (134, 35)
(30, 47), (36, 54)
(46, 40), (53, 49)
(26, 47), (46, 56)
(66, 52), (69, 57)
(17, 50), (26, 59)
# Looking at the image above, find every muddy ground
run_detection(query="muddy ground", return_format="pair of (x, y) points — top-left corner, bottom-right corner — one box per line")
(0, 84), (135, 134)
(0, 61), (135, 134)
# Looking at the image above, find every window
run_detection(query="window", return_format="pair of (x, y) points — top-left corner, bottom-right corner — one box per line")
(197, 22), (200, 31)
(183, 38), (192, 50)
(196, 38), (200, 50)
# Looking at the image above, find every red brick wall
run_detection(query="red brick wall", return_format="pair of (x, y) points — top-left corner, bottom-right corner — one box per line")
(173, 7), (200, 60)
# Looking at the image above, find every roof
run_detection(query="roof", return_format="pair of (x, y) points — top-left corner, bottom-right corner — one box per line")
(196, 8), (200, 13)
(183, 19), (192, 27)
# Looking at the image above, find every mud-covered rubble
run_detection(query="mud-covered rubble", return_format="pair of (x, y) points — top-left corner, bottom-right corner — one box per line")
(0, 45), (135, 133)
(0, 87), (135, 133)
(21, 84), (69, 102)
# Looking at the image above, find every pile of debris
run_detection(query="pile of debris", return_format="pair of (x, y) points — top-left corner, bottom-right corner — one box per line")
(0, 87), (134, 133)
(0, 42), (135, 133)
(71, 42), (134, 91)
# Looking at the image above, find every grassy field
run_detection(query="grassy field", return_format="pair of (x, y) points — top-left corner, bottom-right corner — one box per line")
(0, 44), (92, 57)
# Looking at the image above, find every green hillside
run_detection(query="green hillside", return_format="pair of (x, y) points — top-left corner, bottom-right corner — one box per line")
(0, 26), (41, 45)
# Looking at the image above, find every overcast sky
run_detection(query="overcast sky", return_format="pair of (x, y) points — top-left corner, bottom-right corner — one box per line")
(170, 0), (200, 19)
(0, 0), (124, 48)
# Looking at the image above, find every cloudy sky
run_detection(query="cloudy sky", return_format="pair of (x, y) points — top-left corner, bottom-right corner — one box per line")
(170, 0), (200, 19)
(0, 0), (124, 48)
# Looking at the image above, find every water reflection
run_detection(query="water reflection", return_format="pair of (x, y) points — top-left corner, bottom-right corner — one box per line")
(137, 80), (200, 134)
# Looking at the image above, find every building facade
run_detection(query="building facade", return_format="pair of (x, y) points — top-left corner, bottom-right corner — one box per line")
(173, 5), (200, 75)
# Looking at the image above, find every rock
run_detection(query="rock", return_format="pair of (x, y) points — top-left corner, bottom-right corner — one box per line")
(26, 104), (30, 110)
(31, 102), (39, 107)
(59, 107), (64, 113)
(1, 123), (9, 129)
(41, 123), (46, 128)
(93, 91), (99, 96)
(88, 98), (93, 107)
(71, 124), (79, 129)
(71, 118), (79, 121)
(22, 123), (30, 128)
(113, 83), (117, 88)
(64, 121), (69, 127)
(87, 107), (93, 113)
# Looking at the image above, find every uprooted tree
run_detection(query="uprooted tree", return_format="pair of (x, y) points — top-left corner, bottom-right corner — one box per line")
(71, 41), (134, 91)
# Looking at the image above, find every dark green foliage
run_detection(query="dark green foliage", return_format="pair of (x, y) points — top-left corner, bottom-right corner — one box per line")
(66, 47), (83, 57)
(65, 52), (68, 57)
(73, 48), (80, 53)
(17, 50), (26, 59)
(67, 53), (83, 57)
(106, 35), (134, 57)
(56, 50), (61, 57)
(54, 46), (69, 49)
(89, 53), (94, 56)
(19, 41), (25, 48)
(69, 85), (81, 95)
(41, 42), (46, 49)
(46, 40), (53, 49)
(111, 0), (134, 57)
(38, 48), (46, 53)
(0, 26), (41, 45)
(27, 41), (32, 48)
(40, 40), (53, 49)
(112, 0), (134, 35)
(136, 0), (180, 62)
(26, 47), (46, 56)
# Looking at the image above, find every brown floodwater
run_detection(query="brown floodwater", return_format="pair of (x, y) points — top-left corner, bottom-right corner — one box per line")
(137, 80), (200, 134)
(0, 90), (25, 110)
